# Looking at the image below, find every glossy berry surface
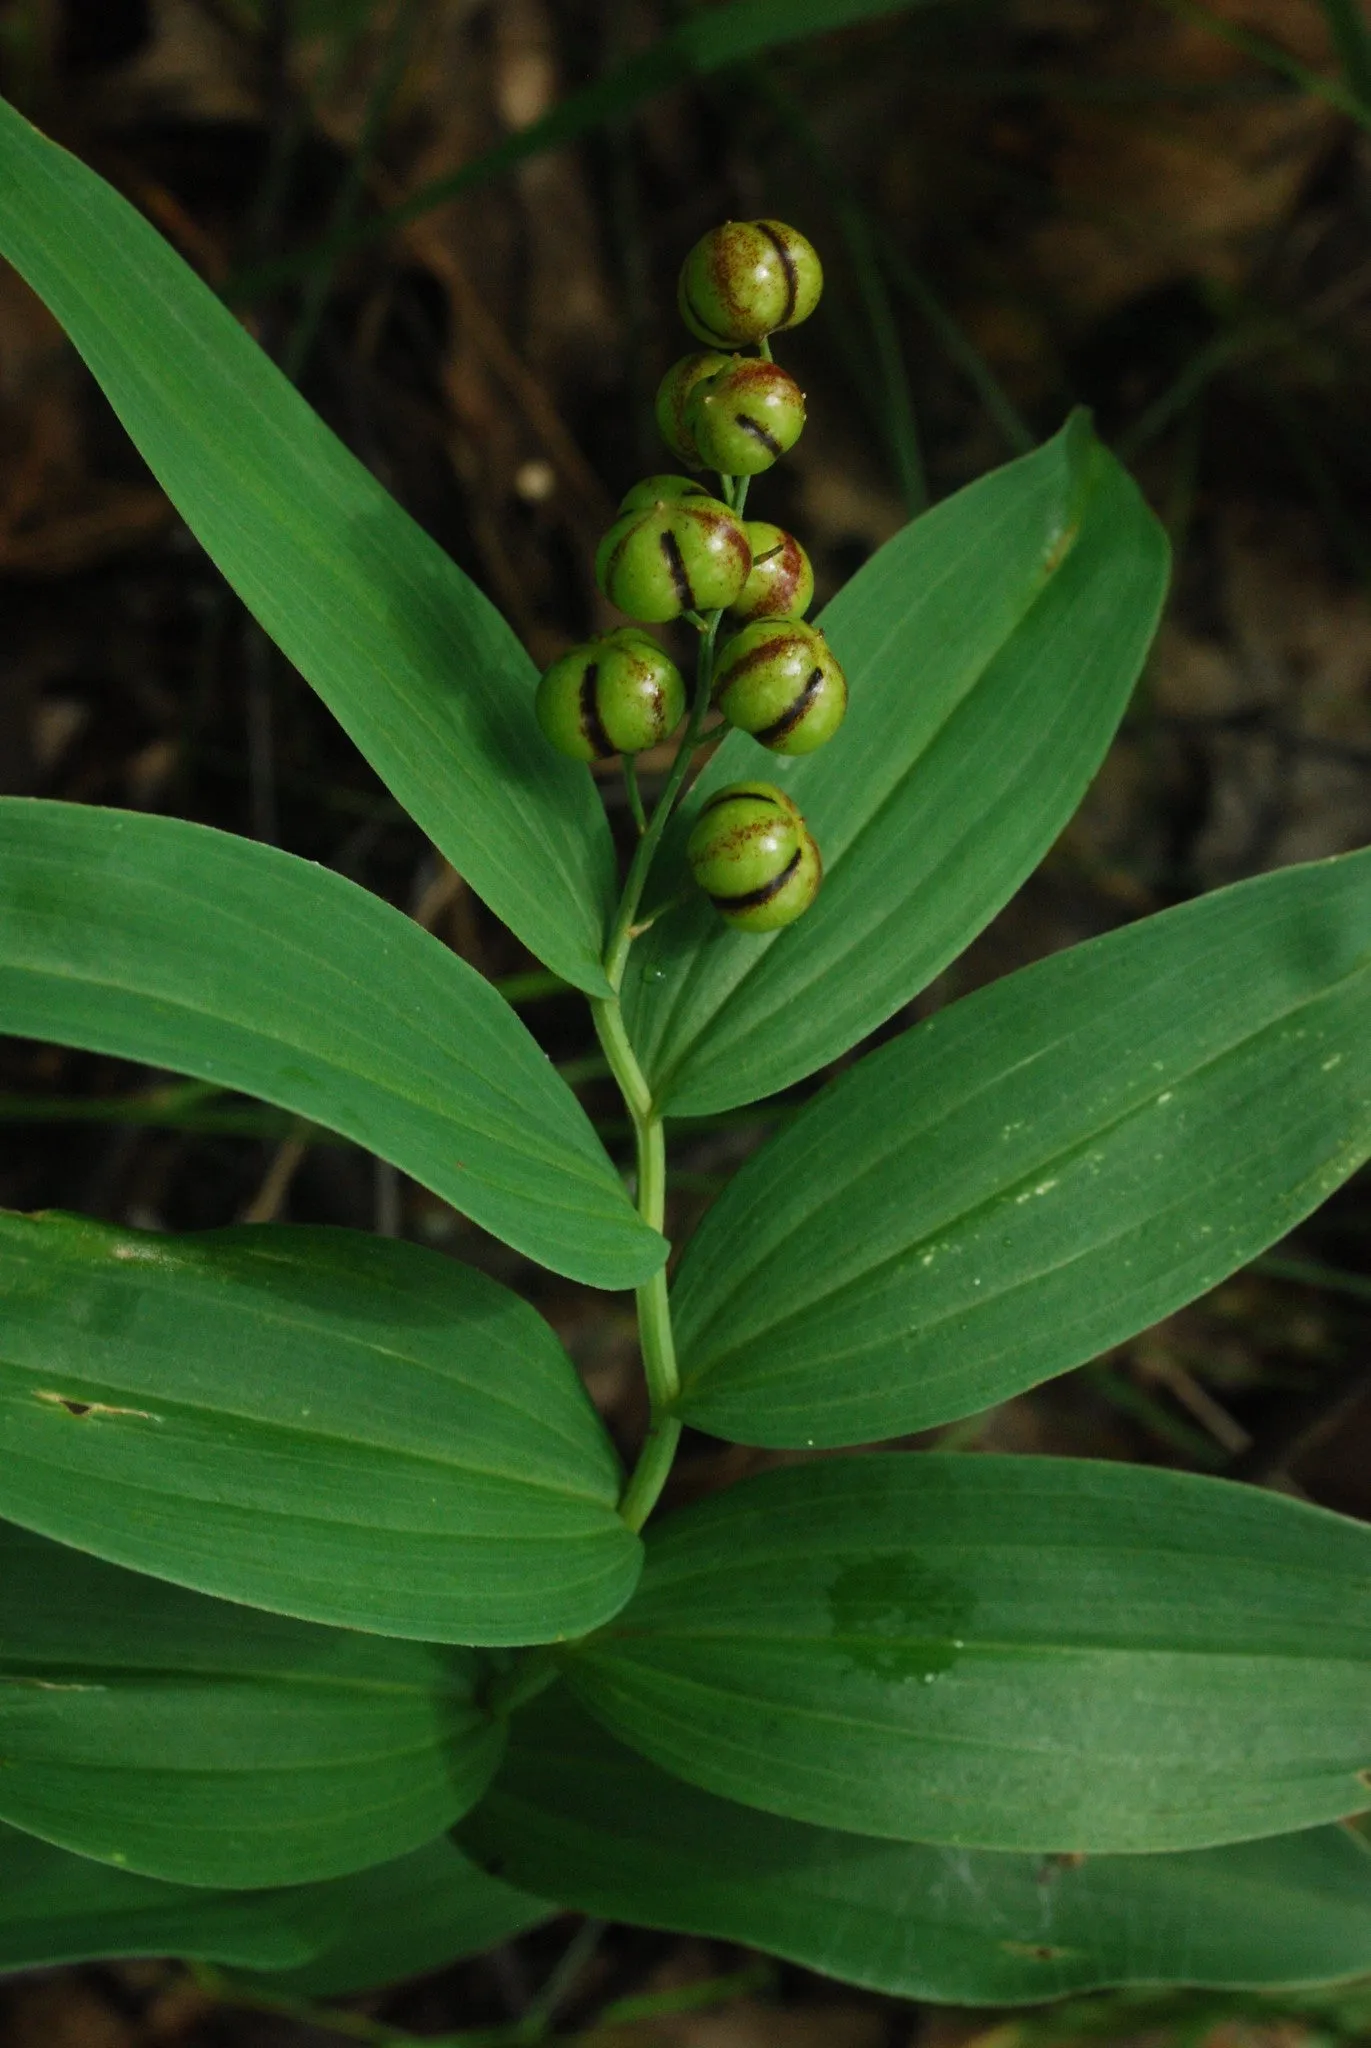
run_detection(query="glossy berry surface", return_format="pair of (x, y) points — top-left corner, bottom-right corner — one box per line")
(686, 359), (806, 476)
(536, 629), (686, 760)
(686, 782), (822, 933)
(678, 220), (824, 348)
(714, 618), (847, 754)
(619, 474), (715, 513)
(595, 497), (751, 623)
(729, 522), (814, 621)
(654, 351), (729, 466)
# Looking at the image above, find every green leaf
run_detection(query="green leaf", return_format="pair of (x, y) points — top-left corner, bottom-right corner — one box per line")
(0, 1524), (503, 1888)
(0, 801), (662, 1290)
(462, 1690), (1371, 2004)
(0, 94), (614, 995)
(0, 1212), (641, 1644)
(673, 846), (1371, 1446)
(621, 415), (1169, 1116)
(0, 1825), (547, 1987)
(0, 1822), (339, 1974)
(565, 1456), (1371, 1854)
(247, 1836), (550, 1996)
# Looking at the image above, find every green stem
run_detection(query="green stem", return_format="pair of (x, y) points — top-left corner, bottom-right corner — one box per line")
(593, 613), (729, 1530)
(618, 1404), (683, 1531)
(622, 755), (647, 835)
(601, 608), (722, 989)
(591, 999), (683, 1533)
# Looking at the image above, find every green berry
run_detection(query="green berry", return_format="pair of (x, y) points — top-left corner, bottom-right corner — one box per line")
(729, 522), (814, 621)
(685, 359), (806, 476)
(678, 220), (824, 348)
(619, 474), (715, 514)
(654, 351), (730, 466)
(536, 629), (686, 761)
(713, 618), (847, 754)
(686, 781), (822, 933)
(595, 497), (751, 623)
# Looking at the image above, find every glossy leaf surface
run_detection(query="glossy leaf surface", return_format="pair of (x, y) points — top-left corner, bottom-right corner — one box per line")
(0, 1525), (503, 1887)
(0, 801), (661, 1289)
(0, 94), (614, 993)
(622, 415), (1168, 1115)
(251, 1837), (550, 1995)
(463, 1691), (1371, 2004)
(0, 1823), (337, 1974)
(566, 1456), (1371, 1853)
(674, 846), (1371, 1445)
(0, 1213), (641, 1643)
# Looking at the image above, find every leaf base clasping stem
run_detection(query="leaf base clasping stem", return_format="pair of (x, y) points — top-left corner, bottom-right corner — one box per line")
(592, 994), (682, 1534)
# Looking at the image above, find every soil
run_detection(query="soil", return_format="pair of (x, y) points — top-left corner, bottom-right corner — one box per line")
(1, 2), (1369, 2042)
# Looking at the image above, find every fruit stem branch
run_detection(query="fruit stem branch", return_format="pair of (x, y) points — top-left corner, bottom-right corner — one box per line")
(622, 755), (647, 835)
(594, 608), (731, 1531)
(601, 604), (722, 990)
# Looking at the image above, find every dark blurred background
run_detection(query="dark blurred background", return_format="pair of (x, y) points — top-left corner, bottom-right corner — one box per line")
(2, 0), (1371, 2041)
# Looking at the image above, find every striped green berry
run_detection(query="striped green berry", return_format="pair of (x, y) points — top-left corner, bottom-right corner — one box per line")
(685, 359), (805, 476)
(686, 781), (822, 933)
(729, 522), (814, 621)
(535, 629), (686, 761)
(618, 474), (716, 513)
(713, 617), (847, 754)
(595, 497), (751, 623)
(678, 220), (823, 348)
(654, 351), (730, 467)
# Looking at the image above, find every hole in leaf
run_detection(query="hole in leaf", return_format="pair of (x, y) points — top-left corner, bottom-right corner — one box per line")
(34, 1391), (159, 1422)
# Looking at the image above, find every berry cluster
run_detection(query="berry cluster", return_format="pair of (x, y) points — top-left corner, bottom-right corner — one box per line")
(535, 219), (844, 934)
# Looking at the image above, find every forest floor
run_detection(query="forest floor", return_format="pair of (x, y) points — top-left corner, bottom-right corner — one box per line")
(2, 0), (1370, 2041)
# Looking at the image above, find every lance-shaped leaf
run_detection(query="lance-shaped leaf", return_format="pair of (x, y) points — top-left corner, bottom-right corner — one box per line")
(0, 801), (661, 1289)
(0, 94), (614, 994)
(565, 1456), (1371, 1854)
(0, 1823), (340, 1974)
(621, 414), (1168, 1116)
(461, 1691), (1371, 2005)
(673, 845), (1371, 1446)
(0, 1214), (642, 1643)
(249, 1836), (550, 1996)
(0, 1824), (547, 1986)
(0, 1525), (504, 1888)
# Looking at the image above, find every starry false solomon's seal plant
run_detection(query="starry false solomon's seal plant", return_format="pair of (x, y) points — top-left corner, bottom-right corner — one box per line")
(0, 92), (1370, 2019)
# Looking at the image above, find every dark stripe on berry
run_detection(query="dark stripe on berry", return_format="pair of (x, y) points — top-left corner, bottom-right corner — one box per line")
(682, 281), (731, 348)
(734, 412), (784, 460)
(756, 222), (798, 327)
(604, 530), (633, 597)
(578, 662), (615, 758)
(711, 845), (802, 913)
(697, 788), (786, 820)
(754, 666), (824, 747)
(659, 529), (695, 611)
